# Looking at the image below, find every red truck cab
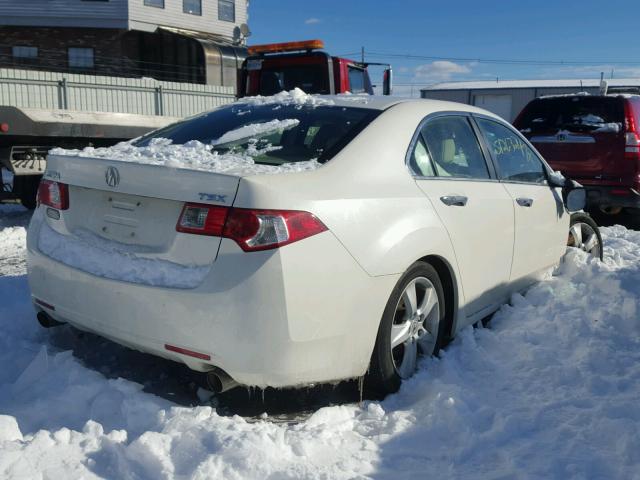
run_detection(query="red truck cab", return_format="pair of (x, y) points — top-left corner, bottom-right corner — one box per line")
(514, 94), (640, 214)
(238, 40), (391, 97)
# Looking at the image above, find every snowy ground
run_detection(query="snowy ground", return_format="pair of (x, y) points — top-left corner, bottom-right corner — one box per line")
(1, 204), (639, 479)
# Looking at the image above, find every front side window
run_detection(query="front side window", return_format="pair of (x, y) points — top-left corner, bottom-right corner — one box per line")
(183, 0), (202, 15)
(218, 0), (235, 22)
(347, 66), (366, 94)
(419, 116), (490, 179)
(68, 47), (94, 69)
(134, 104), (380, 165)
(144, 0), (164, 8)
(477, 118), (547, 184)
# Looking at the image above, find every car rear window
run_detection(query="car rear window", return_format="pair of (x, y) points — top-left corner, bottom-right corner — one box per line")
(134, 104), (381, 165)
(516, 96), (624, 134)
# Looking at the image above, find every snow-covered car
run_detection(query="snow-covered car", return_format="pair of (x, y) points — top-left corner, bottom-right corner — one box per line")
(26, 93), (594, 394)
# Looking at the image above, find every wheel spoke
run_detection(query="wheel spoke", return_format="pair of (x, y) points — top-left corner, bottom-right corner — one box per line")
(402, 281), (418, 318)
(397, 339), (418, 378)
(390, 321), (412, 348)
(419, 287), (438, 319)
(569, 224), (583, 247)
(583, 234), (598, 253)
(417, 330), (437, 356)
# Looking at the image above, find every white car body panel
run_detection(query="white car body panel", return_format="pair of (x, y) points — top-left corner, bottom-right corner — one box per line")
(415, 179), (515, 316)
(26, 97), (572, 388)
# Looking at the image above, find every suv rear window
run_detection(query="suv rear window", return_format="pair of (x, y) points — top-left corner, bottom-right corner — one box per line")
(134, 104), (380, 165)
(516, 96), (624, 134)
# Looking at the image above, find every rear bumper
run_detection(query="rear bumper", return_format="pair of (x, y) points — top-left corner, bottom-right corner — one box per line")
(27, 209), (398, 388)
(584, 185), (640, 209)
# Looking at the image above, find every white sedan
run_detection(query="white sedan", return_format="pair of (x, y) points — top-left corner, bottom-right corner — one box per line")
(27, 95), (593, 394)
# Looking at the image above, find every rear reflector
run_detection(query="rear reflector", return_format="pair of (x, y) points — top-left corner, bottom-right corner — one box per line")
(164, 344), (211, 361)
(176, 204), (328, 251)
(34, 298), (55, 311)
(37, 180), (69, 210)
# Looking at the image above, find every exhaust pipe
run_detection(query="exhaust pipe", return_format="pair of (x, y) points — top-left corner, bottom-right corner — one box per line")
(205, 369), (239, 394)
(37, 311), (64, 328)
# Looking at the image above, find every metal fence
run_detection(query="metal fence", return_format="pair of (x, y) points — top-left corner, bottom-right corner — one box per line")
(0, 68), (236, 117)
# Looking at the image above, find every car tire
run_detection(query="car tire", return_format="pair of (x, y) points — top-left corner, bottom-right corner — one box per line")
(568, 212), (603, 261)
(14, 175), (41, 210)
(367, 261), (446, 395)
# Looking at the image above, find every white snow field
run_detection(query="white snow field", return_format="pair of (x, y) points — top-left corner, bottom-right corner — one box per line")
(1, 204), (639, 479)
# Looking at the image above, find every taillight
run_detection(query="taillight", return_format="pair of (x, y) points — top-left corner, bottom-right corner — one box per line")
(176, 204), (328, 251)
(224, 208), (327, 251)
(176, 203), (228, 236)
(624, 101), (640, 159)
(37, 180), (69, 210)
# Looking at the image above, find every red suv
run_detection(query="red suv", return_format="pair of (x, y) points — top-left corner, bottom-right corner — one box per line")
(514, 94), (640, 214)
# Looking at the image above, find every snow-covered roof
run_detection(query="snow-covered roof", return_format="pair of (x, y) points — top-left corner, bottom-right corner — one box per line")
(421, 78), (640, 91)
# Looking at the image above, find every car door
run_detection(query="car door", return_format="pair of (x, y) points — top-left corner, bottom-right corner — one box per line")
(409, 114), (515, 319)
(474, 116), (568, 284)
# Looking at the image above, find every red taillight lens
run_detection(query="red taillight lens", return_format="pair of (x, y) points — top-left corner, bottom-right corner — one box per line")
(224, 208), (327, 251)
(176, 204), (328, 251)
(624, 101), (640, 159)
(37, 180), (69, 210)
(176, 203), (229, 236)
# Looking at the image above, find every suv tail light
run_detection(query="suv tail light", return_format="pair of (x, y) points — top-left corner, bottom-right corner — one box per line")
(624, 101), (640, 160)
(37, 180), (69, 210)
(176, 203), (328, 251)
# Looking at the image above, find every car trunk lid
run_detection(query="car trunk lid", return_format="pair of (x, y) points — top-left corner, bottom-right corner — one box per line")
(42, 154), (241, 271)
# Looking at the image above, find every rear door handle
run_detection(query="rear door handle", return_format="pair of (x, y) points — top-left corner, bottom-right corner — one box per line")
(440, 195), (468, 207)
(516, 197), (534, 207)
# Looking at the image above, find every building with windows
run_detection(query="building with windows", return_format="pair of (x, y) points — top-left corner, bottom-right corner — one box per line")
(0, 0), (248, 87)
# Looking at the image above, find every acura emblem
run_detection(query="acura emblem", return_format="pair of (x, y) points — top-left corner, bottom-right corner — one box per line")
(105, 166), (120, 187)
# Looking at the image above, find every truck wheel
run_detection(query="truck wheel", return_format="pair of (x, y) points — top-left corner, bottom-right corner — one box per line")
(568, 212), (603, 260)
(14, 175), (41, 210)
(367, 261), (446, 395)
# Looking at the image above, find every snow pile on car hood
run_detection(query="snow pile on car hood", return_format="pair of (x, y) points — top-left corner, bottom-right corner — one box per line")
(1, 207), (640, 479)
(49, 117), (320, 176)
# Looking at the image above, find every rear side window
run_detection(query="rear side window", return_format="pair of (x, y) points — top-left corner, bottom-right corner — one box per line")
(516, 96), (624, 134)
(418, 116), (490, 179)
(477, 118), (547, 184)
(134, 104), (380, 165)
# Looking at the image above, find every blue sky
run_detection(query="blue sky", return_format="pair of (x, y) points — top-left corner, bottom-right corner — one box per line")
(248, 0), (640, 95)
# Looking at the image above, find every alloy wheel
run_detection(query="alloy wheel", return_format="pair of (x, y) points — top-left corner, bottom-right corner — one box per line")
(568, 221), (601, 259)
(390, 276), (440, 379)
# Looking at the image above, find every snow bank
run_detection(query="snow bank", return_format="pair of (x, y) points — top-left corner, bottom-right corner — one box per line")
(37, 215), (209, 289)
(1, 207), (640, 479)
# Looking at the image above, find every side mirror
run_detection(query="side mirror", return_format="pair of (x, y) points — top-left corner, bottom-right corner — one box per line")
(563, 180), (586, 212)
(382, 68), (393, 96)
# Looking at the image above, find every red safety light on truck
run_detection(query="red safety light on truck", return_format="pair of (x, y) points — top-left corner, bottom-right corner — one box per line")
(238, 39), (392, 97)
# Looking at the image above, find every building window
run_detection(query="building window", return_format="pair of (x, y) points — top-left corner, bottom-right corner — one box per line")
(12, 46), (38, 59)
(144, 0), (164, 8)
(218, 0), (235, 22)
(183, 0), (202, 15)
(68, 47), (94, 69)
